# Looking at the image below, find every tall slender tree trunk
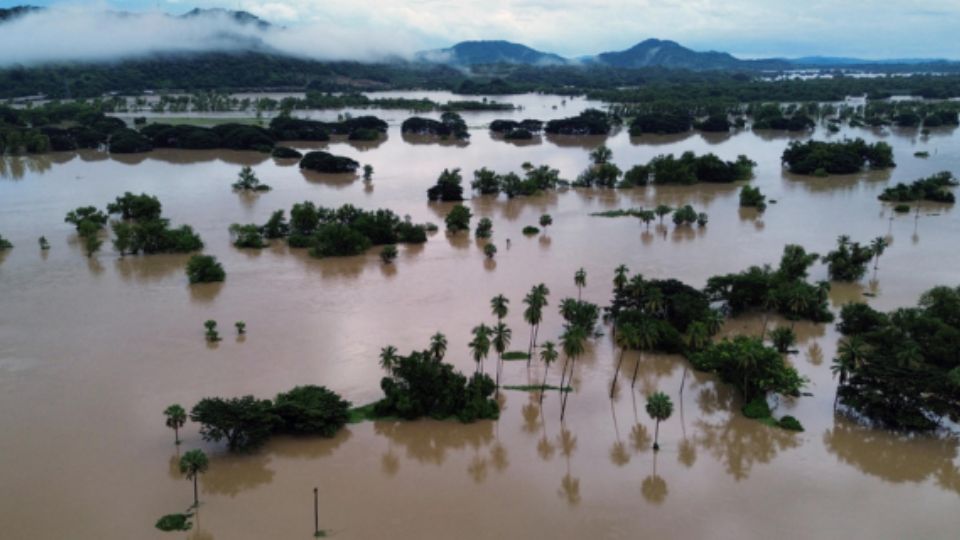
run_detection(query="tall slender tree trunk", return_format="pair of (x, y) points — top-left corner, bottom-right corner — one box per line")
(610, 348), (625, 398)
(193, 475), (199, 507)
(527, 326), (535, 366)
(631, 351), (643, 388)
(561, 357), (576, 421)
(539, 362), (551, 405)
(174, 426), (180, 445)
(653, 420), (660, 451)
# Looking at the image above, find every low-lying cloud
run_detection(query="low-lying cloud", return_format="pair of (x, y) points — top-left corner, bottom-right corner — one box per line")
(0, 6), (424, 66)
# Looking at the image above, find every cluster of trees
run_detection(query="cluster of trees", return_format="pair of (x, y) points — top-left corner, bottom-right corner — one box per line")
(751, 104), (815, 131)
(781, 138), (895, 176)
(186, 255), (225, 284)
(105, 192), (203, 256)
(490, 119), (544, 141)
(139, 122), (271, 151)
(268, 114), (387, 141)
(855, 101), (960, 129)
(833, 286), (960, 431)
(0, 102), (129, 154)
(0, 233), (12, 250)
(184, 385), (351, 452)
(629, 112), (692, 135)
(469, 164), (563, 197)
(401, 112), (469, 140)
(878, 171), (957, 204)
(299, 150), (360, 174)
(823, 235), (885, 282)
(232, 202), (427, 258)
(544, 109), (613, 135)
(705, 244), (834, 322)
(740, 185), (767, 210)
(373, 340), (499, 422)
(573, 148), (754, 188)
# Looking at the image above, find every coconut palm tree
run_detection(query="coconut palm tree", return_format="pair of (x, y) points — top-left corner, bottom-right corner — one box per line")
(539, 341), (559, 404)
(523, 292), (542, 365)
(683, 321), (710, 352)
(574, 268), (586, 301)
(379, 345), (398, 371)
(559, 327), (587, 421)
(164, 404), (187, 445)
(179, 449), (209, 508)
(631, 318), (660, 388)
(429, 332), (447, 361)
(611, 323), (638, 398)
(491, 322), (512, 388)
(469, 324), (492, 374)
(735, 348), (761, 401)
(644, 288), (665, 316)
(532, 283), (550, 350)
(704, 308), (724, 337)
(871, 236), (888, 269)
(613, 264), (629, 294)
(646, 392), (673, 451)
(491, 294), (509, 322)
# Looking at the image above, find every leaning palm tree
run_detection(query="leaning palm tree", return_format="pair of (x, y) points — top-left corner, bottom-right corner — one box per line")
(179, 449), (209, 508)
(611, 323), (638, 398)
(871, 236), (888, 269)
(832, 336), (868, 390)
(523, 292), (542, 364)
(469, 324), (492, 374)
(539, 341), (559, 405)
(491, 322), (512, 388)
(631, 318), (660, 388)
(491, 294), (509, 322)
(164, 404), (187, 445)
(429, 332), (447, 361)
(531, 283), (550, 351)
(379, 345), (398, 371)
(646, 392), (673, 451)
(559, 327), (587, 421)
(574, 268), (586, 301)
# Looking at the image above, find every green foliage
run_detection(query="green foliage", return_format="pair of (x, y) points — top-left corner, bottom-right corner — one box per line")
(778, 416), (804, 431)
(65, 206), (108, 233)
(373, 347), (499, 423)
(672, 205), (699, 226)
(619, 164), (650, 187)
(740, 185), (767, 210)
(589, 144), (613, 164)
(203, 320), (221, 342)
(108, 128), (153, 153)
(235, 321), (246, 334)
(648, 152), (755, 184)
(232, 166), (271, 192)
(742, 397), (772, 419)
(501, 351), (530, 361)
(107, 192), (162, 221)
(559, 298), (600, 333)
(574, 162), (622, 188)
(186, 255), (225, 284)
(894, 204), (911, 213)
(630, 112), (692, 135)
(878, 171), (957, 203)
(705, 244), (834, 322)
(475, 217), (493, 238)
(229, 223), (266, 249)
(544, 109), (611, 135)
(471, 167), (501, 195)
(835, 286), (960, 431)
(190, 396), (278, 452)
(646, 392), (674, 420)
(690, 336), (806, 403)
(380, 244), (398, 264)
(155, 513), (193, 532)
(781, 138), (895, 175)
(428, 168), (465, 201)
(522, 226), (540, 235)
(273, 385), (351, 437)
(0, 234), (13, 250)
(769, 326), (796, 353)
(694, 114), (731, 132)
(299, 151), (359, 173)
(271, 146), (302, 159)
(276, 202), (426, 256)
(539, 214), (553, 228)
(823, 236), (876, 282)
(445, 204), (472, 232)
(483, 242), (498, 259)
(401, 113), (469, 139)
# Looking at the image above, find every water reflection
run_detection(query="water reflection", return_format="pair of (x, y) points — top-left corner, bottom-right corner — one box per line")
(401, 133), (469, 147)
(556, 425), (580, 506)
(373, 419), (494, 466)
(628, 132), (695, 147)
(189, 282), (224, 304)
(823, 418), (960, 493)
(695, 412), (800, 481)
(0, 154), (54, 179)
(202, 453), (275, 497)
(115, 254), (186, 283)
(641, 454), (668, 505)
(300, 170), (358, 189)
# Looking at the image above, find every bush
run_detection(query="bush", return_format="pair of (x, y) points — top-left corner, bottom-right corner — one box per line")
(273, 385), (351, 437)
(299, 151), (359, 173)
(229, 223), (266, 249)
(483, 243), (497, 258)
(629, 112), (692, 135)
(894, 204), (911, 213)
(823, 236), (875, 282)
(770, 326), (796, 353)
(522, 226), (540, 235)
(619, 164), (649, 187)
(155, 513), (192, 532)
(0, 234), (12, 250)
(186, 255), (225, 284)
(108, 128), (153, 153)
(445, 204), (472, 232)
(190, 396), (277, 452)
(475, 217), (493, 238)
(690, 336), (805, 403)
(778, 416), (804, 431)
(272, 146), (303, 159)
(107, 192), (162, 221)
(380, 244), (398, 264)
(742, 397), (772, 419)
(544, 109), (611, 135)
(740, 185), (767, 210)
(781, 138), (895, 175)
(878, 171), (957, 204)
(427, 168), (465, 201)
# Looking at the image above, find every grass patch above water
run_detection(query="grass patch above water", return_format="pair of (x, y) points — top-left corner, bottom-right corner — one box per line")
(503, 384), (572, 393)
(502, 351), (530, 361)
(590, 208), (644, 218)
(155, 513), (193, 532)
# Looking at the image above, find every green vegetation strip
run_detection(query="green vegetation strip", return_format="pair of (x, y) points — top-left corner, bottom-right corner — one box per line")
(503, 385), (572, 393)
(501, 351), (530, 361)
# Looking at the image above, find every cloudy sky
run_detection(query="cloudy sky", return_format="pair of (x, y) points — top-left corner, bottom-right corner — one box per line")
(3, 0), (960, 61)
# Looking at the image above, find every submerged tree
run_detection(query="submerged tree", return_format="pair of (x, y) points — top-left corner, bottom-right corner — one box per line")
(164, 404), (187, 445)
(469, 323), (492, 374)
(559, 327), (587, 421)
(429, 332), (448, 361)
(179, 449), (209, 508)
(539, 341), (559, 405)
(574, 268), (586, 301)
(646, 392), (673, 451)
(491, 294), (509, 322)
(611, 323), (638, 397)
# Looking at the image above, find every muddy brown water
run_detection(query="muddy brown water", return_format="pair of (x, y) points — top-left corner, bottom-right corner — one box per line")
(1, 94), (959, 539)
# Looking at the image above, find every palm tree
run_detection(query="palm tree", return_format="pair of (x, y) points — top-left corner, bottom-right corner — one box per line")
(429, 332), (447, 361)
(735, 348), (761, 401)
(523, 292), (541, 365)
(613, 264), (629, 294)
(539, 341), (559, 404)
(832, 336), (868, 389)
(631, 318), (660, 388)
(574, 268), (586, 301)
(532, 283), (550, 351)
(469, 324), (492, 374)
(646, 392), (673, 451)
(683, 321), (709, 353)
(379, 345), (398, 371)
(611, 323), (638, 398)
(164, 404), (187, 445)
(559, 327), (587, 421)
(491, 294), (509, 322)
(871, 236), (888, 269)
(644, 288), (665, 316)
(589, 144), (612, 165)
(491, 322), (512, 388)
(179, 449), (209, 508)
(760, 291), (778, 339)
(704, 308), (724, 337)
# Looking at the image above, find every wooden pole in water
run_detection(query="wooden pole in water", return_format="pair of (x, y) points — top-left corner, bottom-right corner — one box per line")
(313, 487), (319, 537)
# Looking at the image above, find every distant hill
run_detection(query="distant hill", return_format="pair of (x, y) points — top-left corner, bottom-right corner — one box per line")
(0, 5), (40, 22)
(791, 56), (950, 66)
(592, 38), (790, 70)
(417, 40), (569, 66)
(179, 7), (272, 30)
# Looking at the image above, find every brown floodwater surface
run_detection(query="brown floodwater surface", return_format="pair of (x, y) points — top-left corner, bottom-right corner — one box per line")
(1, 95), (959, 539)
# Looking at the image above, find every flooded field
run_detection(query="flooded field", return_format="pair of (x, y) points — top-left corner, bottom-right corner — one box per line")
(1, 93), (959, 539)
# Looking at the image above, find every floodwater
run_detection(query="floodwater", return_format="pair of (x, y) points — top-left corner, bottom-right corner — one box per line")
(1, 93), (959, 539)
